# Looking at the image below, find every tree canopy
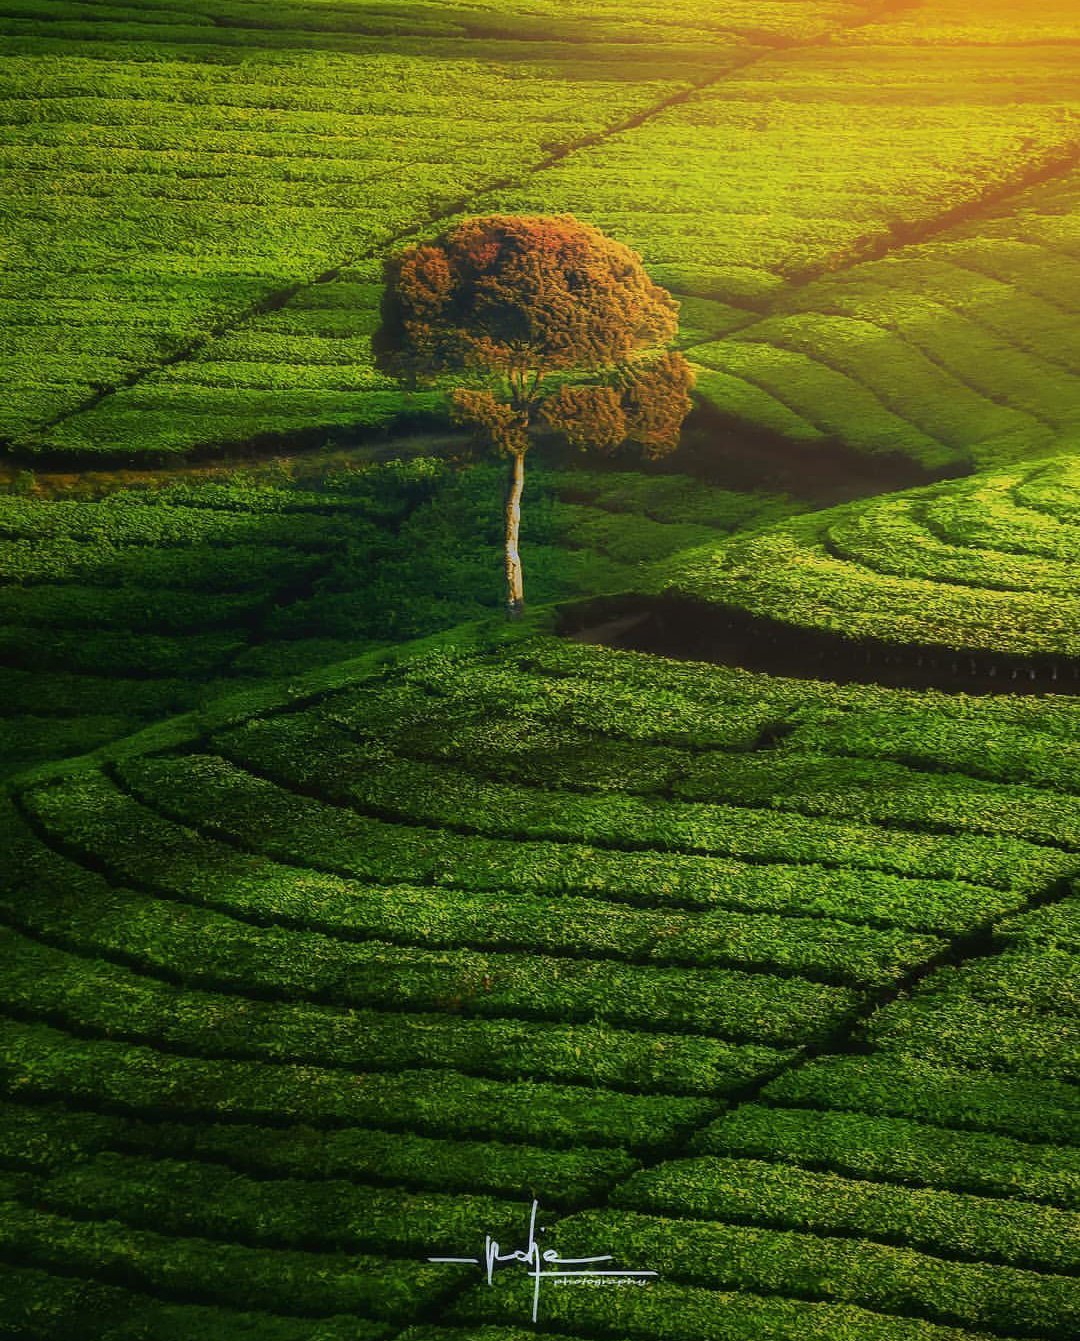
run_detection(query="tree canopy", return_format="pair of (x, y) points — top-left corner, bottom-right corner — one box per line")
(373, 213), (694, 615)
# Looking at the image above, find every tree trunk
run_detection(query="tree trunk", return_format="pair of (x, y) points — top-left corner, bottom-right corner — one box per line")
(504, 449), (525, 620)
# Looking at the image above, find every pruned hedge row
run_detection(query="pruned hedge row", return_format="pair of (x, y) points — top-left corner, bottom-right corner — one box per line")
(1015, 457), (1080, 525)
(694, 1103), (1080, 1208)
(670, 750), (1080, 850)
(0, 583), (262, 634)
(325, 656), (786, 751)
(26, 1149), (526, 1259)
(919, 947), (1080, 1017)
(0, 1017), (715, 1150)
(784, 707), (1080, 795)
(0, 538), (317, 591)
(658, 460), (1080, 657)
(0, 496), (350, 549)
(460, 1205), (1080, 1337)
(927, 473), (1080, 562)
(0, 926), (788, 1095)
(826, 494), (1078, 594)
(996, 889), (1080, 951)
(0, 1197), (453, 1320)
(2, 792), (939, 990)
(548, 469), (795, 530)
(453, 1271), (1012, 1341)
(0, 625), (243, 677)
(866, 995), (1080, 1081)
(0, 1098), (638, 1206)
(157, 741), (1073, 896)
(763, 1055), (1080, 1145)
(26, 768), (1019, 936)
(0, 877), (857, 1045)
(307, 680), (1080, 850)
(0, 1261), (393, 1341)
(612, 1154), (1080, 1272)
(0, 666), (197, 719)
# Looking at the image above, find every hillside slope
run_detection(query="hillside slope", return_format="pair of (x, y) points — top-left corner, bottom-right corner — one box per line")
(652, 452), (1080, 671)
(2, 620), (1078, 1339)
(2, 0), (1078, 466)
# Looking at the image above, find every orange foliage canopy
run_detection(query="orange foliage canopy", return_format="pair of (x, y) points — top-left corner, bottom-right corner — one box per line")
(374, 214), (693, 460)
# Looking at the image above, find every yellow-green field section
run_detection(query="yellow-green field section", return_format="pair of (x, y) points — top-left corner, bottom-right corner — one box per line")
(2, 0), (1078, 464)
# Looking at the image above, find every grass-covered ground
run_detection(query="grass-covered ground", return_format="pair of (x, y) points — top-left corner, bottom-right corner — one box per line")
(2, 451), (1078, 1337)
(3, 617), (1079, 1339)
(2, 0), (1078, 466)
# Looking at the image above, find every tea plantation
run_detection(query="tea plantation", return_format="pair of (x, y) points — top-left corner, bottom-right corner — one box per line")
(2, 0), (1079, 464)
(0, 457), (795, 778)
(659, 453), (1080, 662)
(3, 0), (1080, 1336)
(2, 605), (1080, 1339)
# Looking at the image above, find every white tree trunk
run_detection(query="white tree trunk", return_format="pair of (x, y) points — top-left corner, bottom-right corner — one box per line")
(504, 450), (525, 620)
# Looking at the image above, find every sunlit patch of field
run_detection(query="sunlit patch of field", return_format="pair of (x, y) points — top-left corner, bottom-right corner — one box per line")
(2, 0), (1077, 464)
(660, 453), (1080, 655)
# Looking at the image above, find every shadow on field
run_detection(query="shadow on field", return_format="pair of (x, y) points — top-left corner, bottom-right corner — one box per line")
(678, 405), (970, 506)
(561, 593), (1080, 698)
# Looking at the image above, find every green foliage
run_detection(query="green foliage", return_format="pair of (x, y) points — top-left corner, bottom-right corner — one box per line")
(0, 460), (789, 776)
(4, 2), (1077, 464)
(764, 1054), (1080, 1145)
(660, 456), (1080, 656)
(4, 6), (1079, 1339)
(0, 1017), (712, 1150)
(613, 1155), (1080, 1271)
(0, 1195), (452, 1320)
(0, 921), (797, 1094)
(696, 1103), (1080, 1208)
(0, 1261), (390, 1341)
(5, 627), (1080, 1340)
(459, 1207), (1080, 1336)
(0, 1100), (639, 1207)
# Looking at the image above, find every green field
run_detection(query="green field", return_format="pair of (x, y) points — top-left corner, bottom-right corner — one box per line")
(659, 453), (1080, 657)
(2, 0), (1078, 464)
(0, 458), (796, 777)
(3, 0), (1080, 1338)
(4, 618), (1080, 1338)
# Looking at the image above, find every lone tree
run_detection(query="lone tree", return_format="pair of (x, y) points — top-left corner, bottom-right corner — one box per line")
(373, 214), (694, 619)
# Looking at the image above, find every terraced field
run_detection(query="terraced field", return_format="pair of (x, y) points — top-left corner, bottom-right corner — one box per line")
(3, 0), (1080, 1336)
(2, 0), (1078, 466)
(3, 625), (1079, 1339)
(651, 453), (1080, 677)
(0, 456), (794, 778)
